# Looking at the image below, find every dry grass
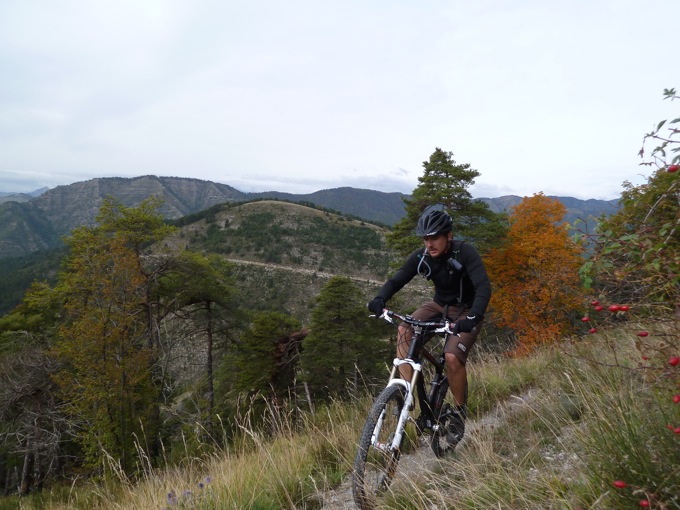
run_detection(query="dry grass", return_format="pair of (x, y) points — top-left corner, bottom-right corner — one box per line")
(7, 319), (678, 510)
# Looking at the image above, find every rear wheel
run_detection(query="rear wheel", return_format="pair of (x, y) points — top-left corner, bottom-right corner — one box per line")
(430, 378), (468, 458)
(352, 384), (406, 509)
(430, 379), (453, 457)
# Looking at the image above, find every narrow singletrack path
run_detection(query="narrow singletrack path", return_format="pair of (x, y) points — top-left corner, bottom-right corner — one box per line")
(312, 390), (540, 510)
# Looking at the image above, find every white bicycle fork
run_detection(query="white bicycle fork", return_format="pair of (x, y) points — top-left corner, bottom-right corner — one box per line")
(371, 358), (422, 452)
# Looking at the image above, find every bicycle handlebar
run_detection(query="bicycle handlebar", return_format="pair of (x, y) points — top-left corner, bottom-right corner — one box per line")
(373, 309), (456, 335)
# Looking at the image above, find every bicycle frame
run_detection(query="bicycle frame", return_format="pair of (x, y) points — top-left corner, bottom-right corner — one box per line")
(372, 311), (453, 452)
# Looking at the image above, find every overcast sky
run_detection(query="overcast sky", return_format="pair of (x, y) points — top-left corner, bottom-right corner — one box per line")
(1, 1), (678, 200)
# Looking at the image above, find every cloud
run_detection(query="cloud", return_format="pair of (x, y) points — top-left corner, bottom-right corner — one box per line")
(0, 0), (678, 198)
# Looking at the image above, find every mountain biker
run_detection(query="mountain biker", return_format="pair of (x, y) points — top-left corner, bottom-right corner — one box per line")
(367, 204), (491, 447)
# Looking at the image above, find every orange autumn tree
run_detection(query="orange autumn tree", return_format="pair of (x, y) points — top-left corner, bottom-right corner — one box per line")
(486, 193), (584, 354)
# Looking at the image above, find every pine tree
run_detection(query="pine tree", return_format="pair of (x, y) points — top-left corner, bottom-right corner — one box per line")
(387, 148), (507, 257)
(229, 311), (302, 398)
(159, 251), (240, 439)
(300, 276), (390, 401)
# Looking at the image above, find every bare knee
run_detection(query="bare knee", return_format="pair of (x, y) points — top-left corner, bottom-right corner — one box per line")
(445, 352), (464, 373)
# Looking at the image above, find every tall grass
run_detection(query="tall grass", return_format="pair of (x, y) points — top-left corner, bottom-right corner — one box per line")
(381, 319), (679, 509)
(5, 320), (678, 509)
(49, 398), (368, 510)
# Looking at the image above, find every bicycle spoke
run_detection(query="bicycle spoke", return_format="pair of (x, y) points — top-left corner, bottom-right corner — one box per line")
(352, 385), (405, 509)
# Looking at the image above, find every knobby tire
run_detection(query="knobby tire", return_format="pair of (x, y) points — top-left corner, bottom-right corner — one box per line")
(429, 378), (452, 458)
(430, 378), (468, 458)
(352, 384), (406, 510)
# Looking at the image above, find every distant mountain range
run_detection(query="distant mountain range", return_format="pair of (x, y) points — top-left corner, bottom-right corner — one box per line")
(0, 186), (49, 204)
(478, 194), (619, 232)
(0, 175), (618, 259)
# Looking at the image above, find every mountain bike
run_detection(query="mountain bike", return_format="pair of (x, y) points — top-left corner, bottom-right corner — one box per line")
(352, 308), (467, 509)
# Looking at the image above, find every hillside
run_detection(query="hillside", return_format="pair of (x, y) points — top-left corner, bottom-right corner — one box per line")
(0, 175), (619, 315)
(162, 200), (431, 322)
(0, 187), (48, 204)
(0, 179), (675, 508)
(0, 175), (618, 260)
(4, 320), (676, 509)
(251, 187), (407, 226)
(31, 175), (246, 235)
(0, 193), (34, 204)
(0, 199), (432, 316)
(0, 176), (404, 259)
(0, 201), (60, 256)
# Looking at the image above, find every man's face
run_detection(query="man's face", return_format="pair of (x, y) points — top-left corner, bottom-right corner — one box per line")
(423, 233), (450, 258)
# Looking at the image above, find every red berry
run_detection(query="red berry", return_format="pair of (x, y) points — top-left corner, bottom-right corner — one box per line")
(620, 305), (629, 312)
(675, 427), (680, 434)
(637, 331), (649, 337)
(668, 164), (679, 172)
(582, 316), (590, 322)
(591, 300), (600, 306)
(594, 305), (604, 311)
(642, 355), (649, 360)
(589, 327), (597, 334)
(640, 500), (650, 507)
(608, 304), (620, 312)
(670, 357), (680, 367)
(613, 480), (627, 488)
(673, 395), (680, 404)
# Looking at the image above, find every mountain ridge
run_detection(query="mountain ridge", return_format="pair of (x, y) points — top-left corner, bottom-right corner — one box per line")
(0, 175), (618, 259)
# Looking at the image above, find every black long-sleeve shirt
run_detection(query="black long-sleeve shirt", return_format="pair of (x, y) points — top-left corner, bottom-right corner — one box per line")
(377, 240), (491, 319)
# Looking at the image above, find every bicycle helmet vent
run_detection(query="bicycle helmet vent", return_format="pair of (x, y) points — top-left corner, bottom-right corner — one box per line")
(415, 205), (453, 237)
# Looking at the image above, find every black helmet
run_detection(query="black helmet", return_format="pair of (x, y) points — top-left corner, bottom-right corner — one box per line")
(415, 205), (452, 237)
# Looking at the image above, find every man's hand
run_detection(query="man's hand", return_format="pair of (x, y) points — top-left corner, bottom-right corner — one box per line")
(454, 316), (478, 334)
(367, 297), (385, 315)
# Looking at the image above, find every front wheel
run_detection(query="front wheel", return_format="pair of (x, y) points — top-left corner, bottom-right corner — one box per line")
(352, 384), (406, 510)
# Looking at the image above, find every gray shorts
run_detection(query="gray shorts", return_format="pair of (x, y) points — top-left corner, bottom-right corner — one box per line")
(409, 301), (482, 364)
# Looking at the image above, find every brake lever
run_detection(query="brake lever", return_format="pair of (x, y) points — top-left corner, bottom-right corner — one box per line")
(380, 309), (395, 324)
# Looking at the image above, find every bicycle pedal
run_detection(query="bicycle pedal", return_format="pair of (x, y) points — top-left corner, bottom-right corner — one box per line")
(438, 407), (453, 419)
(414, 415), (434, 435)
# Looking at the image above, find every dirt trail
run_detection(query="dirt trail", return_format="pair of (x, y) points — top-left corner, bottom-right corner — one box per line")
(313, 390), (540, 510)
(227, 258), (385, 286)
